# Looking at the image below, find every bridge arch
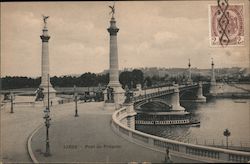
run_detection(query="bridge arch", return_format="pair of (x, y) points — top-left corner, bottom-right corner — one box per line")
(179, 89), (197, 100)
(134, 98), (172, 111)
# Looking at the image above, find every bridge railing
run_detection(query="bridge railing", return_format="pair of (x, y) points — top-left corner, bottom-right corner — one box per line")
(133, 88), (175, 103)
(133, 83), (202, 103)
(111, 107), (250, 163)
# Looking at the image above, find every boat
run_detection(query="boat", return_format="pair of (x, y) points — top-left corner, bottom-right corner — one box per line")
(135, 102), (200, 126)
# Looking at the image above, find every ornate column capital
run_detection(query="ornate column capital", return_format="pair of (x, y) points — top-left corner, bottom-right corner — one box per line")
(40, 35), (50, 42)
(107, 18), (119, 36)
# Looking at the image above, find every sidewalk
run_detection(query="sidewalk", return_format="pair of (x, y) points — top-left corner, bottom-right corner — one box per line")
(1, 103), (43, 163)
(0, 99), (85, 163)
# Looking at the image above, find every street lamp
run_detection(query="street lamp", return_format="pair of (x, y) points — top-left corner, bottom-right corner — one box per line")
(223, 128), (231, 149)
(10, 92), (14, 113)
(43, 74), (51, 156)
(43, 107), (51, 156)
(74, 85), (79, 117)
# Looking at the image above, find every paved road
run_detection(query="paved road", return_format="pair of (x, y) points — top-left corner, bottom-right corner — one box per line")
(31, 102), (198, 163)
(1, 99), (197, 163)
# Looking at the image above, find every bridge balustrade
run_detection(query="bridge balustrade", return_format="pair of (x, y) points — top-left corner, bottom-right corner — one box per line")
(154, 140), (179, 152)
(132, 132), (149, 143)
(186, 147), (219, 159)
(112, 107), (250, 163)
(119, 126), (129, 136)
(229, 153), (250, 163)
(133, 88), (175, 103)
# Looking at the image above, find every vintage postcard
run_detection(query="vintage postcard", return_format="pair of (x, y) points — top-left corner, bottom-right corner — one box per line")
(1, 0), (250, 163)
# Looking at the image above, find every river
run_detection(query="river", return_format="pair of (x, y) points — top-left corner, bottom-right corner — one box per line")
(136, 98), (250, 148)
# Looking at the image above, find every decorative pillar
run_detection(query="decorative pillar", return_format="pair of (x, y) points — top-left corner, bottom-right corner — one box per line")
(125, 103), (136, 130)
(124, 92), (136, 130)
(209, 58), (217, 96)
(187, 58), (193, 84)
(170, 84), (185, 111)
(211, 58), (216, 84)
(104, 10), (125, 110)
(40, 16), (56, 101)
(195, 82), (206, 102)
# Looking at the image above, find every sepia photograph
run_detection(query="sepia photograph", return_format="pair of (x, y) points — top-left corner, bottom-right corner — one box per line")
(1, 0), (250, 163)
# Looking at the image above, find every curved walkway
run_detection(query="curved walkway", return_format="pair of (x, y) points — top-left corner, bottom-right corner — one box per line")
(0, 103), (43, 163)
(30, 102), (198, 163)
(0, 100), (86, 163)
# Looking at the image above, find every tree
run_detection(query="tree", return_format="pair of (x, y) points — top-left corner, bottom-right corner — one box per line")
(144, 77), (152, 88)
(131, 69), (144, 86)
(119, 71), (132, 88)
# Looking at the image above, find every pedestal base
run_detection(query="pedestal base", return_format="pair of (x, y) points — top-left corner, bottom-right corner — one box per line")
(103, 84), (125, 110)
(39, 85), (57, 105)
(195, 96), (206, 102)
(40, 85), (56, 97)
(103, 102), (118, 111)
(209, 84), (217, 97)
(171, 105), (185, 111)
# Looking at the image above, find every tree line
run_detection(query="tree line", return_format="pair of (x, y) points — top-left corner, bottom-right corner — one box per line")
(1, 72), (109, 90)
(3, 68), (245, 90)
(1, 70), (145, 90)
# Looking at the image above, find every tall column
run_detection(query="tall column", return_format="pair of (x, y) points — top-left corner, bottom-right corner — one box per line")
(170, 84), (185, 111)
(40, 16), (56, 100)
(187, 59), (193, 84)
(211, 58), (216, 84)
(104, 15), (125, 110)
(209, 58), (217, 96)
(108, 17), (120, 87)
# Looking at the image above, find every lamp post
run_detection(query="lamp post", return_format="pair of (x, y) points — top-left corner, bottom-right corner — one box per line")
(74, 85), (79, 117)
(223, 128), (231, 149)
(43, 107), (51, 156)
(10, 92), (14, 113)
(43, 74), (51, 156)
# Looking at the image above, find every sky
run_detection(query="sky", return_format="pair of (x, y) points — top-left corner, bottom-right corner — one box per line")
(1, 1), (249, 77)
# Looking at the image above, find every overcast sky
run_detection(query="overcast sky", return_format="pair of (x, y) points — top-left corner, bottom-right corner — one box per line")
(1, 1), (249, 77)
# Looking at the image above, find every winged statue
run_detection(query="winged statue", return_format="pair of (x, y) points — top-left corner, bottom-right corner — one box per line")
(109, 3), (115, 18)
(42, 15), (49, 27)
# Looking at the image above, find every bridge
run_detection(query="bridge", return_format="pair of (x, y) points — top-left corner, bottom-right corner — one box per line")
(131, 82), (208, 112)
(111, 106), (250, 163)
(107, 81), (250, 163)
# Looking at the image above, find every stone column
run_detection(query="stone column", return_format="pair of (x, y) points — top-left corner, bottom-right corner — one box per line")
(108, 17), (119, 87)
(187, 59), (193, 84)
(209, 59), (217, 96)
(170, 84), (185, 111)
(40, 20), (56, 100)
(195, 82), (206, 102)
(104, 16), (125, 110)
(211, 58), (216, 84)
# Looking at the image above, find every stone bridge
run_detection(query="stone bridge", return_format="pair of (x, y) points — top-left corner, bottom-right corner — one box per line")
(132, 82), (209, 112)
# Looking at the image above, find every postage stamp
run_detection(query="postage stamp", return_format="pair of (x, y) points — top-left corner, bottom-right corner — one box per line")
(209, 3), (244, 47)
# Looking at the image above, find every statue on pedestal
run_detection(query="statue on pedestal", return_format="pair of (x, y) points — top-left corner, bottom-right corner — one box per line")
(108, 3), (115, 18)
(42, 15), (49, 28)
(35, 87), (44, 101)
(106, 86), (114, 103)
